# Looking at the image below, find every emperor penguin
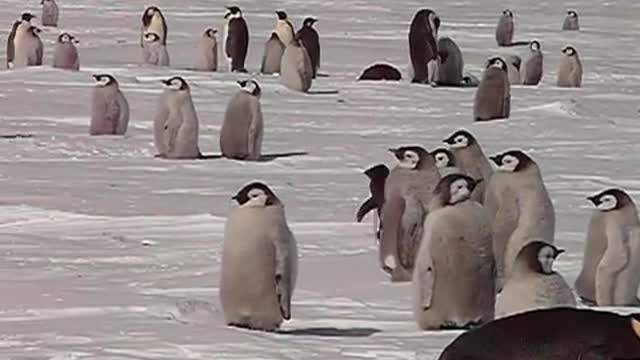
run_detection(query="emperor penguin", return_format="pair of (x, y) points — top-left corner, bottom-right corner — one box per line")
(413, 174), (495, 330)
(358, 63), (402, 81)
(153, 76), (202, 159)
(437, 308), (640, 360)
(90, 74), (130, 136)
(356, 164), (390, 240)
(473, 57), (510, 121)
(495, 9), (514, 46)
(408, 9), (440, 84)
(6, 13), (35, 69)
(495, 241), (576, 318)
(443, 129), (493, 204)
(220, 182), (298, 331)
(273, 11), (295, 46)
(562, 10), (580, 31)
(13, 25), (44, 68)
(522, 40), (544, 86)
(140, 6), (167, 48)
(434, 37), (464, 87)
(194, 28), (218, 72)
(380, 146), (441, 282)
(260, 33), (285, 75)
(220, 80), (264, 161)
(224, 6), (249, 73)
(584, 189), (640, 307)
(488, 150), (555, 289)
(556, 45), (582, 88)
(505, 54), (521, 85)
(52, 32), (80, 70)
(280, 34), (314, 92)
(142, 32), (170, 66)
(41, 0), (59, 27)
(297, 17), (320, 78)
(431, 148), (462, 177)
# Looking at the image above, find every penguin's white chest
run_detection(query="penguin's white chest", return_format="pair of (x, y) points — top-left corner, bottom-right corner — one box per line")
(148, 14), (165, 38)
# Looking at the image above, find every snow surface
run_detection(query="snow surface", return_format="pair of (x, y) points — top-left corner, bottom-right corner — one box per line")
(1, 0), (640, 359)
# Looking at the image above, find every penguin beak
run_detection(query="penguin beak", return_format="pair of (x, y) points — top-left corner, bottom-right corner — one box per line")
(443, 137), (453, 145)
(92, 74), (100, 80)
(555, 249), (566, 257)
(161, 79), (172, 86)
(489, 155), (501, 165)
(587, 196), (600, 206)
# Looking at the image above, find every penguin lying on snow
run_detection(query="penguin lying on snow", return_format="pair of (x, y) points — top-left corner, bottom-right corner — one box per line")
(358, 63), (402, 81)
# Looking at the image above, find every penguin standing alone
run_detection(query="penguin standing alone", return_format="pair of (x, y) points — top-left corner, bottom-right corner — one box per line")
(356, 164), (390, 240)
(296, 17), (320, 78)
(473, 57), (510, 121)
(280, 34), (314, 92)
(562, 10), (580, 30)
(41, 0), (59, 27)
(220, 80), (264, 161)
(413, 174), (495, 330)
(224, 6), (249, 72)
(260, 33), (285, 75)
(495, 9), (514, 46)
(140, 6), (167, 48)
(53, 32), (80, 70)
(556, 45), (582, 88)
(220, 182), (298, 331)
(408, 9), (440, 84)
(6, 13), (35, 69)
(194, 28), (218, 72)
(90, 74), (130, 136)
(13, 24), (43, 68)
(443, 130), (493, 203)
(273, 11), (295, 46)
(522, 40), (544, 85)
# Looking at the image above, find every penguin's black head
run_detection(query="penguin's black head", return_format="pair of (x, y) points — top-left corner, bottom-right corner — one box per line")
(502, 9), (513, 17)
(363, 164), (389, 181)
(431, 148), (456, 169)
(487, 57), (507, 71)
(434, 174), (481, 206)
(567, 10), (578, 18)
(443, 129), (477, 149)
(388, 146), (431, 170)
(414, 9), (440, 33)
(93, 74), (116, 87)
(517, 241), (564, 275)
(21, 13), (36, 22)
(232, 182), (279, 207)
(530, 40), (541, 51)
(143, 32), (161, 42)
(587, 188), (634, 212)
(224, 6), (242, 19)
(237, 79), (261, 97)
(205, 28), (218, 38)
(144, 6), (160, 17)
(562, 45), (577, 56)
(162, 76), (189, 91)
(303, 17), (317, 27)
(490, 150), (534, 173)
(58, 32), (79, 44)
(276, 11), (288, 20)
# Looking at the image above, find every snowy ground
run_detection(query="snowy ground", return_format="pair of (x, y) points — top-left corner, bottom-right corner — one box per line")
(1, 0), (640, 359)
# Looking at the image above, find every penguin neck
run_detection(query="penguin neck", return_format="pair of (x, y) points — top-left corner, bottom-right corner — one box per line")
(452, 145), (489, 170)
(604, 206), (640, 227)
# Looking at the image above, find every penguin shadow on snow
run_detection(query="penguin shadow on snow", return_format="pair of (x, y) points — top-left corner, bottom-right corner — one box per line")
(154, 152), (309, 162)
(275, 327), (381, 337)
(0, 134), (33, 139)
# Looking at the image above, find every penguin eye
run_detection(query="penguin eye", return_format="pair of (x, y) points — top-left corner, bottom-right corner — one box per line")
(436, 154), (445, 162)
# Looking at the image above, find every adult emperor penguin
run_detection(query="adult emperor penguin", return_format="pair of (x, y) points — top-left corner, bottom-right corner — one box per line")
(409, 9), (440, 84)
(220, 182), (298, 331)
(297, 17), (320, 78)
(140, 6), (167, 47)
(437, 308), (640, 360)
(562, 10), (580, 30)
(582, 189), (640, 306)
(220, 80), (264, 161)
(13, 25), (43, 68)
(505, 54), (521, 85)
(53, 32), (80, 70)
(260, 33), (285, 75)
(380, 146), (441, 282)
(431, 148), (461, 177)
(194, 28), (218, 71)
(356, 164), (390, 240)
(556, 45), (582, 88)
(142, 32), (170, 66)
(488, 150), (555, 289)
(473, 57), (510, 121)
(273, 11), (295, 46)
(434, 37), (463, 87)
(522, 40), (544, 85)
(413, 174), (495, 330)
(153, 76), (202, 159)
(90, 74), (130, 136)
(224, 6), (249, 72)
(6, 13), (35, 69)
(280, 34), (313, 92)
(41, 0), (59, 27)
(495, 9), (514, 46)
(496, 241), (576, 318)
(443, 129), (493, 204)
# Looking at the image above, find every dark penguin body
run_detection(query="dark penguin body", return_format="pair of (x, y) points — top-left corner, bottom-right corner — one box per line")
(356, 164), (390, 239)
(224, 6), (249, 73)
(358, 64), (402, 81)
(297, 17), (320, 78)
(408, 9), (440, 84)
(474, 57), (510, 121)
(435, 37), (464, 87)
(438, 307), (640, 360)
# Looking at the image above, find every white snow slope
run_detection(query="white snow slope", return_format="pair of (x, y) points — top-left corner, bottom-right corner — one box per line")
(1, 0), (640, 359)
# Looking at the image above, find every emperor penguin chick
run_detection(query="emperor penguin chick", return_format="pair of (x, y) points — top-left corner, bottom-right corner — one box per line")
(435, 37), (464, 87)
(297, 17), (320, 77)
(153, 76), (202, 159)
(408, 9), (440, 84)
(260, 33), (285, 75)
(585, 189), (640, 306)
(556, 45), (582, 88)
(90, 74), (130, 136)
(273, 11), (295, 46)
(194, 28), (218, 71)
(142, 32), (170, 66)
(495, 9), (514, 46)
(495, 241), (576, 318)
(141, 6), (167, 47)
(220, 182), (298, 331)
(562, 10), (579, 31)
(413, 174), (495, 330)
(220, 80), (264, 161)
(356, 164), (390, 240)
(522, 40), (544, 85)
(431, 148), (462, 177)
(505, 54), (521, 85)
(41, 0), (59, 27)
(443, 129), (493, 203)
(6, 13), (36, 69)
(380, 146), (441, 282)
(13, 25), (43, 68)
(53, 32), (80, 70)
(488, 150), (555, 289)
(473, 57), (510, 121)
(280, 34), (313, 92)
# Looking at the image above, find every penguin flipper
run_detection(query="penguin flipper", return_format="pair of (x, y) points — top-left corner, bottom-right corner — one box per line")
(274, 226), (296, 321)
(398, 196), (425, 270)
(595, 226), (632, 306)
(415, 219), (436, 310)
(356, 197), (377, 223)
